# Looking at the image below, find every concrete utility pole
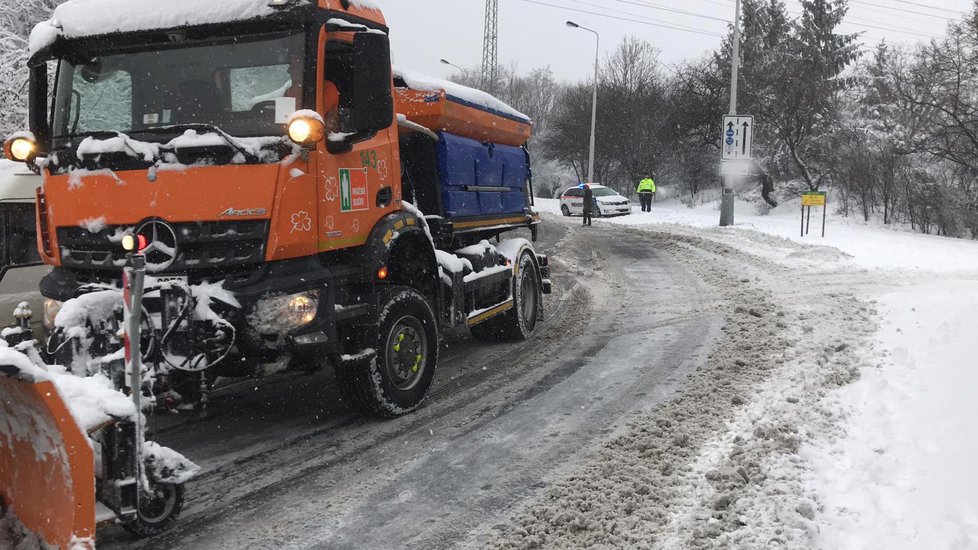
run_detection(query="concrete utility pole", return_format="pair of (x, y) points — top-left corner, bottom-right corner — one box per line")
(482, 0), (499, 93)
(566, 21), (599, 183)
(720, 0), (742, 227)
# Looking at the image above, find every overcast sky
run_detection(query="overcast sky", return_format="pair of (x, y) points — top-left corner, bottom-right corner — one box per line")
(374, 0), (974, 82)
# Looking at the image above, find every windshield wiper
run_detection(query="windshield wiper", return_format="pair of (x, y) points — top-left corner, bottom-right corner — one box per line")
(57, 131), (156, 161)
(134, 124), (261, 163)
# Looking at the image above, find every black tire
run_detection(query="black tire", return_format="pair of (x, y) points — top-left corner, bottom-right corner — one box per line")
(560, 204), (571, 217)
(121, 481), (184, 538)
(470, 251), (542, 342)
(335, 287), (439, 418)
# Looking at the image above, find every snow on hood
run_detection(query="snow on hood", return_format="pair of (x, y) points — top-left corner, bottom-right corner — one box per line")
(29, 0), (280, 56)
(393, 66), (530, 122)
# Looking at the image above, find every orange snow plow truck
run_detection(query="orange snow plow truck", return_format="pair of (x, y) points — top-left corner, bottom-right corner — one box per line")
(2, 0), (551, 545)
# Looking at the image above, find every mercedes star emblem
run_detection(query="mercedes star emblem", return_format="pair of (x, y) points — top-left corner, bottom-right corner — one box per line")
(135, 220), (178, 272)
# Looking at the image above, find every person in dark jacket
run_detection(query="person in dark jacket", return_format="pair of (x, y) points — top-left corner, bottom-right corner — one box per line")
(582, 183), (593, 226)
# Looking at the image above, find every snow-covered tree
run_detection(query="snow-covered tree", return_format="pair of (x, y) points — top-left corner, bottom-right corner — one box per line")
(0, 0), (59, 145)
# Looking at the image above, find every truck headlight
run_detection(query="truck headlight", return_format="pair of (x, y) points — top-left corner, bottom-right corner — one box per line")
(288, 293), (318, 326)
(253, 291), (320, 332)
(43, 299), (63, 330)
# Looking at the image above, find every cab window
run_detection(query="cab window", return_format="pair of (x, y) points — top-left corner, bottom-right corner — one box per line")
(323, 32), (393, 151)
(324, 40), (356, 134)
(0, 204), (40, 268)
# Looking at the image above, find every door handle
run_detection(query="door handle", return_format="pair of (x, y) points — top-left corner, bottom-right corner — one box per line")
(376, 186), (393, 208)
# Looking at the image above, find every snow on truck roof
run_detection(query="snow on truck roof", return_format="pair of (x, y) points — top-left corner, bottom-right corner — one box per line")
(28, 0), (381, 56)
(393, 66), (530, 123)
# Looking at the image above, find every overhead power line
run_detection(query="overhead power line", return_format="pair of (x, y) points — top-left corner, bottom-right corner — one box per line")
(876, 0), (966, 16)
(521, 0), (725, 37)
(609, 0), (731, 23)
(849, 0), (956, 21)
(563, 0), (715, 33)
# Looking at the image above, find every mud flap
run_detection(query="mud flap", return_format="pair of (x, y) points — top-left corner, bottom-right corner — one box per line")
(0, 370), (95, 549)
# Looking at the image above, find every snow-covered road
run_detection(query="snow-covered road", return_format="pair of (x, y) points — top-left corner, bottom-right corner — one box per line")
(93, 197), (978, 549)
(98, 218), (723, 549)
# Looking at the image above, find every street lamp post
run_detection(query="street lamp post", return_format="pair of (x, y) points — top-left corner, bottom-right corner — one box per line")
(566, 21), (599, 184)
(720, 0), (742, 227)
(440, 58), (465, 73)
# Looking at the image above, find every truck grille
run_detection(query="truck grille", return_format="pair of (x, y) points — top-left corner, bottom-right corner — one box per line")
(57, 221), (269, 273)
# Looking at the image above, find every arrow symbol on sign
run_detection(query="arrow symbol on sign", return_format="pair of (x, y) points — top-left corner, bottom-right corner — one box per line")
(742, 121), (750, 155)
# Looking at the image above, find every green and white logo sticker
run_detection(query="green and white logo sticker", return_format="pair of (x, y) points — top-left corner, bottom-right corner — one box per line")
(340, 168), (369, 212)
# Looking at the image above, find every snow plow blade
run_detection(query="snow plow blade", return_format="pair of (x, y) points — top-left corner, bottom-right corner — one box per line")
(0, 365), (95, 549)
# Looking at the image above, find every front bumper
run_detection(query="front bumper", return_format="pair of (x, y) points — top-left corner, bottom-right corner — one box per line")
(598, 204), (632, 216)
(39, 257), (376, 364)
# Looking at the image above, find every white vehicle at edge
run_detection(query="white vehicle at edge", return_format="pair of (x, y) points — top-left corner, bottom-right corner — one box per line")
(558, 184), (631, 217)
(0, 160), (48, 335)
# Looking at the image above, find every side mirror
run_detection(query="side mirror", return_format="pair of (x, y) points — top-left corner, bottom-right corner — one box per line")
(351, 32), (393, 136)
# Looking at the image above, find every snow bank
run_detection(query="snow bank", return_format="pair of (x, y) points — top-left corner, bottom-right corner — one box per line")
(812, 281), (978, 549)
(394, 66), (530, 122)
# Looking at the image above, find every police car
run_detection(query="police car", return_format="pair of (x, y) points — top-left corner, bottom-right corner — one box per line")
(559, 184), (632, 217)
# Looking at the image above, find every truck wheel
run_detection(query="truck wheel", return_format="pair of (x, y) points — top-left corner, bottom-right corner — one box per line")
(121, 481), (184, 538)
(336, 287), (439, 418)
(470, 251), (542, 342)
(560, 205), (571, 217)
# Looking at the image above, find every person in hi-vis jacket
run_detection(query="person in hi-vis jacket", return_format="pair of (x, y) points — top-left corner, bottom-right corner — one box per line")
(637, 175), (656, 212)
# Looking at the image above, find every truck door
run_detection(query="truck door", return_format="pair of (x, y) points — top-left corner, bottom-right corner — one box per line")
(316, 27), (400, 253)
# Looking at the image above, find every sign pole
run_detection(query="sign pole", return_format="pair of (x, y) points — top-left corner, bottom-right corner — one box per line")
(822, 202), (827, 237)
(800, 203), (805, 237)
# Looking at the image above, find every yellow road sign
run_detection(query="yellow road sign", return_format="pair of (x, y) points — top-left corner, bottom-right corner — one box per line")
(802, 192), (826, 207)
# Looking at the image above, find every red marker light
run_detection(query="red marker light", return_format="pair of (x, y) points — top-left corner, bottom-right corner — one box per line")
(137, 234), (148, 252)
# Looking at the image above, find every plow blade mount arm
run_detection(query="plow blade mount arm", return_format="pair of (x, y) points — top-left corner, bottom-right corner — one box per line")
(0, 368), (95, 549)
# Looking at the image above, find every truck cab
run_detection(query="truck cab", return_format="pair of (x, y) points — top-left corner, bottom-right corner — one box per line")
(8, 0), (549, 418)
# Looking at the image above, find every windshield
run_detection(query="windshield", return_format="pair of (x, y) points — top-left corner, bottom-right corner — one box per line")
(592, 188), (619, 197)
(52, 32), (305, 142)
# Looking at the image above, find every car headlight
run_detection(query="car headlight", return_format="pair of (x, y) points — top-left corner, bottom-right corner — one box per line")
(252, 290), (320, 333)
(43, 299), (63, 330)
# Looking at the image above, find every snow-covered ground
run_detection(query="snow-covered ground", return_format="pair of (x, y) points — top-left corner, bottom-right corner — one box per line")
(813, 281), (978, 549)
(514, 195), (978, 548)
(535, 196), (978, 274)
